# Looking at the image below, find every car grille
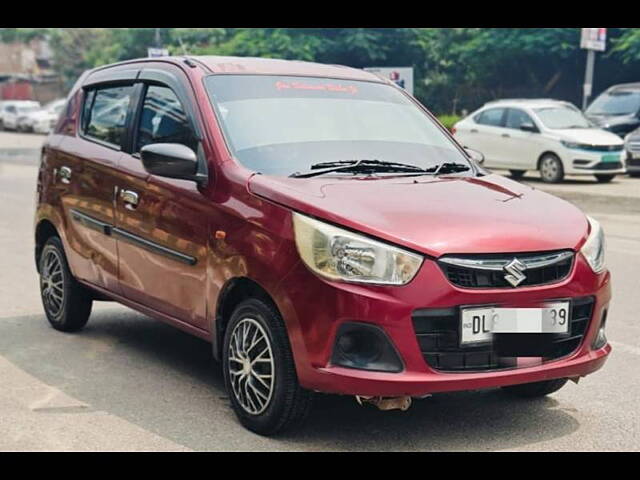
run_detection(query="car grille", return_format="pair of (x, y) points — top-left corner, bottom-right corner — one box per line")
(592, 161), (623, 170)
(628, 158), (640, 167)
(412, 296), (594, 372)
(438, 250), (574, 289)
(578, 144), (624, 152)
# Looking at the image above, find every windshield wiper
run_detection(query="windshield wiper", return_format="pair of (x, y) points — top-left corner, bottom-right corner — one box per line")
(428, 162), (471, 175)
(289, 159), (471, 179)
(289, 159), (427, 178)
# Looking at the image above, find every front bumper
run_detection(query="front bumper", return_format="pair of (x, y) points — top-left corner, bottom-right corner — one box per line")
(275, 251), (611, 396)
(561, 148), (626, 175)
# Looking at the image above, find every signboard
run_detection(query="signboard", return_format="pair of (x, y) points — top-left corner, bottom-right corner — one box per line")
(364, 67), (414, 95)
(580, 28), (607, 52)
(148, 47), (169, 58)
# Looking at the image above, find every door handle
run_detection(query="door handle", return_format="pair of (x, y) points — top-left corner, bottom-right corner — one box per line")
(58, 166), (72, 184)
(120, 189), (139, 209)
(501, 133), (511, 138)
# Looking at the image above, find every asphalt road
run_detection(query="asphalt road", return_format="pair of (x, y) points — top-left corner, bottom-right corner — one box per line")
(1, 132), (639, 451)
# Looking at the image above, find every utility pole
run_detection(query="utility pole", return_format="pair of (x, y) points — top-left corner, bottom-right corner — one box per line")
(155, 28), (162, 49)
(580, 28), (607, 111)
(582, 49), (596, 110)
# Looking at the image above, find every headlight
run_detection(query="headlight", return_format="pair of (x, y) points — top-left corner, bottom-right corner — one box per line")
(580, 216), (606, 274)
(292, 213), (423, 285)
(561, 140), (587, 149)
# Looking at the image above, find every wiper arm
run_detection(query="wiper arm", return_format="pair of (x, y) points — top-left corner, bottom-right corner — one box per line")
(289, 159), (427, 178)
(428, 162), (471, 175)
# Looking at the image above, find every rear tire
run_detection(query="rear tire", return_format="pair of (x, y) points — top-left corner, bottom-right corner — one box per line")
(223, 298), (314, 436)
(39, 236), (92, 332)
(539, 154), (564, 183)
(509, 169), (526, 179)
(595, 174), (615, 183)
(630, 172), (640, 178)
(501, 378), (568, 398)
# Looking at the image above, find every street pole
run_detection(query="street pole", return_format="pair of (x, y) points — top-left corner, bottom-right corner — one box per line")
(155, 28), (162, 49)
(582, 48), (595, 111)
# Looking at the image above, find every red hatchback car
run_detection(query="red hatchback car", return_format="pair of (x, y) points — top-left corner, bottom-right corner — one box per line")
(35, 56), (611, 435)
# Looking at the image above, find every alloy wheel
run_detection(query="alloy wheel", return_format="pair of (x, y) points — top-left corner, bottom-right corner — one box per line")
(227, 318), (275, 415)
(41, 249), (65, 318)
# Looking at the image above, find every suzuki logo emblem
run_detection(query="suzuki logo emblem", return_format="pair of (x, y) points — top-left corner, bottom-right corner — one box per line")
(503, 258), (527, 287)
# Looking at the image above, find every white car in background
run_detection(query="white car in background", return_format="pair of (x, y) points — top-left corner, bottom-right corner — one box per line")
(453, 99), (626, 183)
(0, 100), (41, 131)
(16, 99), (66, 134)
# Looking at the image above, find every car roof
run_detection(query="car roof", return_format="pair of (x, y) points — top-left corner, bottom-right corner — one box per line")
(1, 100), (39, 106)
(91, 55), (385, 83)
(481, 98), (577, 110)
(190, 56), (383, 82)
(607, 82), (640, 92)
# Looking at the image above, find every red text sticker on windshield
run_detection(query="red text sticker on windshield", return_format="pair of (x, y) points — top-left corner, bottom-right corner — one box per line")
(275, 81), (358, 94)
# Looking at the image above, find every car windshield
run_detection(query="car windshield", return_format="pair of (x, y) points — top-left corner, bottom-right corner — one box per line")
(204, 75), (470, 176)
(534, 106), (591, 129)
(587, 91), (640, 116)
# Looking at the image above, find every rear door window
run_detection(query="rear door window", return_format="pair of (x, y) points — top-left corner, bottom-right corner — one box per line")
(83, 85), (133, 147)
(475, 108), (506, 127)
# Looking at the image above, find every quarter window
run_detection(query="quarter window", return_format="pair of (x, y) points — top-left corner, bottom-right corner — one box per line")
(83, 85), (133, 147)
(475, 108), (505, 127)
(135, 85), (197, 153)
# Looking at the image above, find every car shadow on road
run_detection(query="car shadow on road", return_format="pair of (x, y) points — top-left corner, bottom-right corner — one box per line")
(0, 308), (580, 451)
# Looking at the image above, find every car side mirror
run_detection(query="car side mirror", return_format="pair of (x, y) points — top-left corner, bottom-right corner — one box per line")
(520, 122), (537, 133)
(141, 143), (200, 183)
(464, 147), (485, 164)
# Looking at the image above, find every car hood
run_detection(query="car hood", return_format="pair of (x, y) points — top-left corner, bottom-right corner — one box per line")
(248, 173), (589, 257)
(553, 128), (624, 145)
(587, 112), (639, 128)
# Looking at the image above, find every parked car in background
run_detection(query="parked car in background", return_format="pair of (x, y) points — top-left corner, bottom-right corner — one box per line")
(0, 100), (41, 131)
(453, 99), (626, 183)
(624, 127), (640, 177)
(585, 83), (640, 137)
(17, 99), (66, 134)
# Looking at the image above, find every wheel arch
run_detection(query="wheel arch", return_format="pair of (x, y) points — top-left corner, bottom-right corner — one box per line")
(537, 150), (561, 170)
(213, 276), (281, 360)
(35, 219), (60, 273)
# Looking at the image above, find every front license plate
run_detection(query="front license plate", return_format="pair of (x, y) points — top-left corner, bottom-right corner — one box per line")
(601, 153), (621, 163)
(460, 302), (570, 345)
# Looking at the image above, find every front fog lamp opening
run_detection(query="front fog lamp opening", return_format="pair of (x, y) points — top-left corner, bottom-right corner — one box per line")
(331, 322), (404, 373)
(593, 308), (608, 350)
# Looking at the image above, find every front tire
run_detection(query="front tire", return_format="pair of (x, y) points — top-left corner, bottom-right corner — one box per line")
(39, 236), (92, 332)
(595, 174), (615, 183)
(223, 298), (313, 436)
(539, 154), (564, 183)
(501, 378), (568, 398)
